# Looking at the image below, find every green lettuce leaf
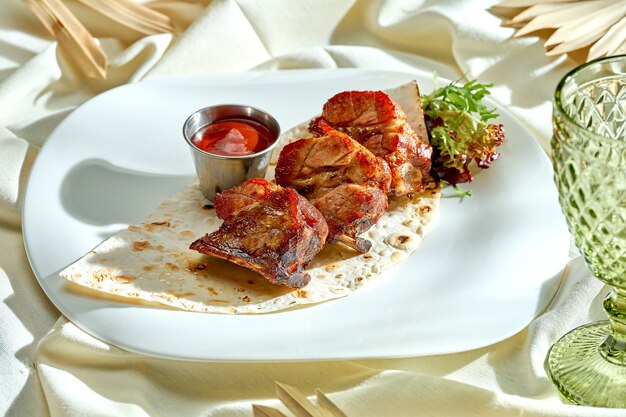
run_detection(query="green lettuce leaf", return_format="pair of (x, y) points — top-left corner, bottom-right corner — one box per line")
(423, 78), (505, 185)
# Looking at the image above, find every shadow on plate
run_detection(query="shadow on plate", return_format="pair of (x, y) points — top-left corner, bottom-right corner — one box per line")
(60, 158), (192, 226)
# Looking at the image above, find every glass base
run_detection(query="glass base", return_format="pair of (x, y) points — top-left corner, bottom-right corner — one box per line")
(546, 320), (626, 407)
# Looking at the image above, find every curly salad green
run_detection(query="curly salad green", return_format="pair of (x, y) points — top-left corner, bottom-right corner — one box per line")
(422, 76), (505, 186)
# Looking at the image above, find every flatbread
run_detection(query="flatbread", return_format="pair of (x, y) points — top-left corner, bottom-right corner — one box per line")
(60, 81), (441, 314)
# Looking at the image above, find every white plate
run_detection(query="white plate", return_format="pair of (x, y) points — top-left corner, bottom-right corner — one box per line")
(23, 69), (570, 361)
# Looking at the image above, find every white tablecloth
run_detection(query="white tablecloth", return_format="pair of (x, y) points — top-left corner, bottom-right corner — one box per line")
(2, 0), (624, 416)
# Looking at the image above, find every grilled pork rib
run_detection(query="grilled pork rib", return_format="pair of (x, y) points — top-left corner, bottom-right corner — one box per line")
(275, 130), (390, 253)
(190, 179), (328, 288)
(312, 184), (387, 253)
(309, 90), (432, 196)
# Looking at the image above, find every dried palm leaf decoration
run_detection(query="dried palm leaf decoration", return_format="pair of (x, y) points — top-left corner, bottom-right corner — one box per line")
(494, 0), (626, 61)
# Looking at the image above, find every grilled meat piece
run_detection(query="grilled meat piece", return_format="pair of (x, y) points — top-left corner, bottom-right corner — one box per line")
(275, 130), (391, 197)
(312, 184), (387, 253)
(190, 179), (328, 288)
(309, 90), (432, 196)
(213, 177), (275, 221)
(275, 130), (390, 252)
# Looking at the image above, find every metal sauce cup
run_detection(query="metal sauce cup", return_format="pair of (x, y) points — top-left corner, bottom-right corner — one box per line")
(182, 105), (281, 202)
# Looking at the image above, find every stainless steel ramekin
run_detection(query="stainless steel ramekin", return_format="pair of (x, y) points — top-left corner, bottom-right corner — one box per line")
(182, 105), (281, 202)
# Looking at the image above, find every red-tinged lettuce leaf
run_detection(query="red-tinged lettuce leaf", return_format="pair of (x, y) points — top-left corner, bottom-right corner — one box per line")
(423, 79), (505, 185)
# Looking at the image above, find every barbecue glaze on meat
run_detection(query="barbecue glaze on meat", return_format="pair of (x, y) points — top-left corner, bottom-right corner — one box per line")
(190, 179), (328, 289)
(275, 130), (391, 253)
(309, 90), (432, 196)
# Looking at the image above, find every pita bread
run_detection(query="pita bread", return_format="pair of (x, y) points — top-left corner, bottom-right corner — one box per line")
(60, 81), (441, 314)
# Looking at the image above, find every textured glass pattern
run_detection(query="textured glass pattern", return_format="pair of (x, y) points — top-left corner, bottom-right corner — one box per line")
(547, 322), (626, 407)
(562, 76), (626, 141)
(553, 75), (626, 288)
(547, 56), (626, 408)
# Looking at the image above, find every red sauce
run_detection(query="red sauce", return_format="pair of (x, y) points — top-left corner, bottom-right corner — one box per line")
(191, 119), (273, 156)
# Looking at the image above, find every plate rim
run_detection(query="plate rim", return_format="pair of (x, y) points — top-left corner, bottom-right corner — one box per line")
(22, 68), (570, 361)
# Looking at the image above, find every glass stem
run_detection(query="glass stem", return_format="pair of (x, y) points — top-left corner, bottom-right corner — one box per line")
(600, 287), (626, 365)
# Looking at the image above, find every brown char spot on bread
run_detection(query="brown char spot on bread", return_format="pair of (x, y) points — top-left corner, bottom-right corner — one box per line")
(397, 235), (410, 244)
(186, 261), (209, 276)
(114, 275), (136, 284)
(419, 205), (432, 215)
(135, 220), (172, 232)
(132, 241), (152, 251)
(150, 221), (171, 227)
(143, 265), (158, 271)
(93, 269), (112, 282)
(167, 291), (196, 299)
(153, 293), (175, 303)
(384, 234), (414, 250)
(179, 230), (195, 239)
(165, 262), (180, 271)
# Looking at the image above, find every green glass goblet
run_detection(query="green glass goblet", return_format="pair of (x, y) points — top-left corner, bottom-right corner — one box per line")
(547, 55), (626, 407)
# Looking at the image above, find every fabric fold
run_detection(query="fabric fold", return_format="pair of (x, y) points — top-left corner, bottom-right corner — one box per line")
(1, 0), (618, 416)
(146, 0), (271, 78)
